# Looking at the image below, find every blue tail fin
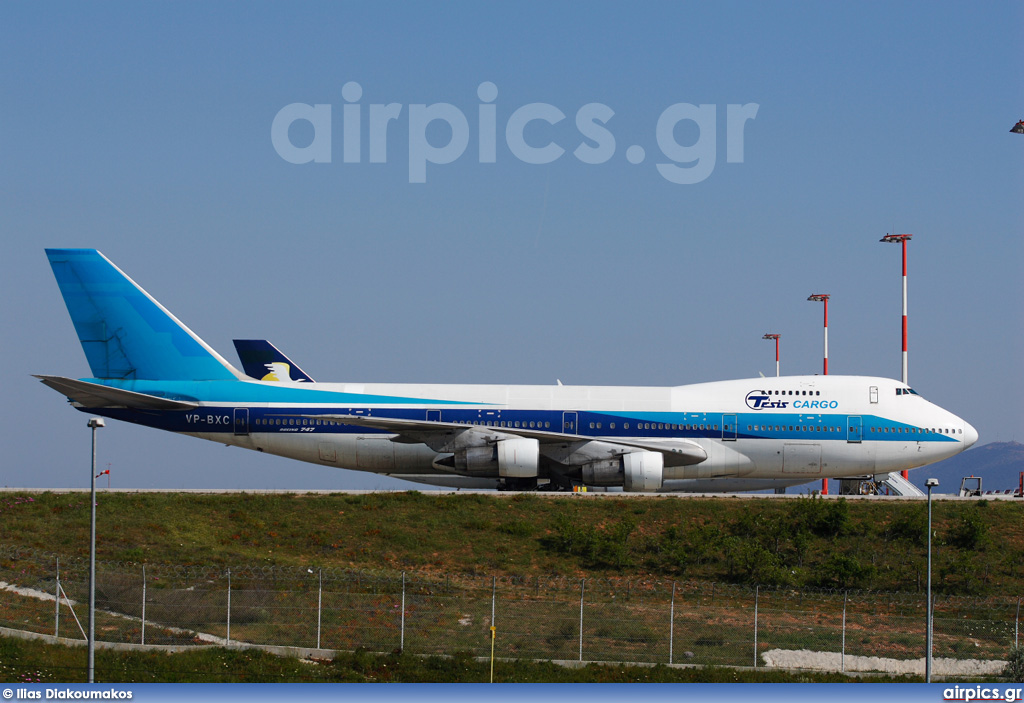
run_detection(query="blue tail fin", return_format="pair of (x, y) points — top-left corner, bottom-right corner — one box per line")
(233, 340), (316, 382)
(46, 249), (240, 381)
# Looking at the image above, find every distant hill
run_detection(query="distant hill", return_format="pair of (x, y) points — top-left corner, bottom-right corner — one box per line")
(908, 441), (1024, 494)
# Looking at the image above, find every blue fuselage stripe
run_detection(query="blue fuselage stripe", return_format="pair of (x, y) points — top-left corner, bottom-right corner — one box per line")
(90, 406), (960, 443)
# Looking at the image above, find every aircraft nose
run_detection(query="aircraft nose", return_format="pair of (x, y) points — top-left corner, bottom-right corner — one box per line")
(963, 421), (979, 449)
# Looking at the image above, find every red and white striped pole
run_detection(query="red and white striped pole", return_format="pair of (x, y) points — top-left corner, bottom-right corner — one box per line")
(881, 233), (913, 481)
(881, 233), (912, 385)
(808, 294), (830, 375)
(763, 333), (780, 377)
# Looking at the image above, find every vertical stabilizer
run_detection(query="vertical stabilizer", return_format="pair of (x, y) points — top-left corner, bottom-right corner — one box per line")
(45, 249), (241, 381)
(233, 340), (316, 382)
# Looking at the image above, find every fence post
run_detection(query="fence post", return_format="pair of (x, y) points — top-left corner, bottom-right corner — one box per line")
(579, 578), (586, 662)
(669, 581), (676, 665)
(753, 585), (759, 668)
(400, 571), (406, 652)
(54, 556), (59, 642)
(226, 568), (231, 645)
(1016, 598), (1020, 650)
(141, 564), (146, 646)
(317, 568), (322, 650)
(491, 575), (496, 631)
(842, 590), (848, 673)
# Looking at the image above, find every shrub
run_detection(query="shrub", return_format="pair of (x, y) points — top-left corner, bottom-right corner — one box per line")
(814, 554), (875, 589)
(945, 507), (991, 551)
(1002, 646), (1024, 682)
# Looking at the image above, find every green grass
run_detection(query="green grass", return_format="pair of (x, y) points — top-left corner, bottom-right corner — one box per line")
(0, 635), (922, 683)
(2, 491), (1023, 596)
(3, 491), (1021, 682)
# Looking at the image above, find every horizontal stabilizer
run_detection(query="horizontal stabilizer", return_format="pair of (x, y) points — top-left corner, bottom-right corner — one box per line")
(35, 375), (198, 410)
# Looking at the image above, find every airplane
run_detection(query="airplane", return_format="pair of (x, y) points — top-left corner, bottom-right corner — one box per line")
(233, 339), (315, 383)
(38, 249), (978, 493)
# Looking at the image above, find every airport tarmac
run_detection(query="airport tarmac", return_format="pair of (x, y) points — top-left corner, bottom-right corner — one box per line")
(0, 486), (1018, 501)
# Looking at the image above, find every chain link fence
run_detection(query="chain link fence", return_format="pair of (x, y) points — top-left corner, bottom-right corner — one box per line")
(1, 546), (1019, 674)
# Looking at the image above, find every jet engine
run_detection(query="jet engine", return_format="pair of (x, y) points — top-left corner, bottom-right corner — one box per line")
(622, 451), (663, 492)
(496, 437), (539, 478)
(579, 451), (663, 492)
(433, 437), (539, 478)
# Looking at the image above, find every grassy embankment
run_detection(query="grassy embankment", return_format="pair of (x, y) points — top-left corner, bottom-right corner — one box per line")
(2, 490), (1023, 594)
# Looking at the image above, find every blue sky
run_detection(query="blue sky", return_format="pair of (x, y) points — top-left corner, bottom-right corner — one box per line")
(1, 2), (1020, 490)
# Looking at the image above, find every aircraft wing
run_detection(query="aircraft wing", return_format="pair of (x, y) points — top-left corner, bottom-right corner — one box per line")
(301, 413), (707, 467)
(35, 375), (199, 411)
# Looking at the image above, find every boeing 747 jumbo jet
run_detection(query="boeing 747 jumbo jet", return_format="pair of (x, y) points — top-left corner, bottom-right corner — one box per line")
(39, 249), (978, 493)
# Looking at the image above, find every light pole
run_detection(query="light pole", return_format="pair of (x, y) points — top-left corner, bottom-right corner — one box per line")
(807, 294), (830, 375)
(880, 233), (912, 385)
(807, 295), (831, 494)
(762, 334), (780, 377)
(87, 417), (104, 683)
(925, 477), (939, 683)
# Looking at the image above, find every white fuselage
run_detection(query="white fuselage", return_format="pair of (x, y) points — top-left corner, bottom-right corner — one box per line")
(167, 373), (976, 492)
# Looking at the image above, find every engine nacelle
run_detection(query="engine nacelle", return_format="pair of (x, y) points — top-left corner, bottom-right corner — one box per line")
(433, 437), (539, 478)
(456, 446), (500, 475)
(497, 437), (539, 478)
(578, 451), (664, 491)
(623, 451), (663, 492)
(580, 459), (625, 486)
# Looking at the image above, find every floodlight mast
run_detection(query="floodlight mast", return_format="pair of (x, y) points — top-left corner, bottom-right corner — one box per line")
(806, 295), (830, 496)
(762, 334), (780, 377)
(925, 477), (939, 683)
(807, 294), (830, 375)
(86, 417), (104, 684)
(881, 233), (912, 385)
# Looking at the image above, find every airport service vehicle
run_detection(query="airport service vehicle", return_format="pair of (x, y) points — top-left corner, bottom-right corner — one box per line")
(39, 249), (977, 492)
